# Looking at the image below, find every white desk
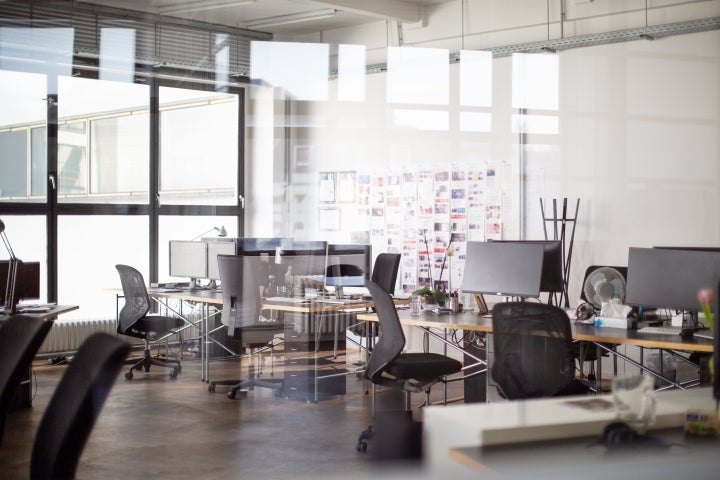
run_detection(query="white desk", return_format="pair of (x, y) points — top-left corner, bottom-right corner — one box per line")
(423, 387), (718, 476)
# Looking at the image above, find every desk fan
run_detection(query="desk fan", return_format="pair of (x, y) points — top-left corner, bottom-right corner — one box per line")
(582, 266), (627, 308)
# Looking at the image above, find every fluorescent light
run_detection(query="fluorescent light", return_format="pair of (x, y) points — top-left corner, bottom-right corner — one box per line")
(159, 0), (255, 16)
(246, 9), (338, 30)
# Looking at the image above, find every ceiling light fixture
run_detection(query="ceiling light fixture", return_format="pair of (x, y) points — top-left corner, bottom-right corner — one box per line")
(159, 0), (256, 16)
(246, 8), (338, 30)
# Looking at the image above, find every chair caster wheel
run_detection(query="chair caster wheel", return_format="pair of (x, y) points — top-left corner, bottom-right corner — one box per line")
(356, 440), (367, 452)
(176, 364), (182, 373)
(228, 390), (237, 399)
(169, 369), (178, 379)
(125, 371), (133, 380)
(208, 384), (216, 393)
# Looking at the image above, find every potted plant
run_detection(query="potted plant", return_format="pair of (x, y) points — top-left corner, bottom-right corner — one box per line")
(413, 231), (453, 307)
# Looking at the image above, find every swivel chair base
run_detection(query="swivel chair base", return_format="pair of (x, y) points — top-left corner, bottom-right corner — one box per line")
(125, 345), (181, 380)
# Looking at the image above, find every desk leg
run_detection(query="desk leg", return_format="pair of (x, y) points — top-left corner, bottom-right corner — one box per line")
(596, 343), (603, 392)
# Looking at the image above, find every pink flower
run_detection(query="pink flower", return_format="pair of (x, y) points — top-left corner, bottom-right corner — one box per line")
(697, 288), (713, 307)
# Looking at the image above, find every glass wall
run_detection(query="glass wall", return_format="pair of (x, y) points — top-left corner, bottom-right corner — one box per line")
(0, 70), (47, 202)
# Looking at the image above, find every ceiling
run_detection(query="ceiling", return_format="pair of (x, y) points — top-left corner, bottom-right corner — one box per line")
(77, 0), (454, 36)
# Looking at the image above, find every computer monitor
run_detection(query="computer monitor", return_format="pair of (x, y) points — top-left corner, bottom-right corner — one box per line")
(169, 240), (208, 280)
(462, 241), (545, 298)
(491, 240), (564, 292)
(625, 247), (720, 314)
(0, 260), (40, 308)
(207, 240), (238, 281)
(325, 244), (372, 287)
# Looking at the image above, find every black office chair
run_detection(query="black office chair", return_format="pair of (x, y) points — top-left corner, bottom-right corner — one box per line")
(0, 315), (53, 446)
(491, 301), (591, 399)
(357, 280), (462, 455)
(349, 253), (401, 344)
(115, 264), (184, 380)
(30, 332), (129, 480)
(371, 253), (401, 294)
(208, 254), (283, 399)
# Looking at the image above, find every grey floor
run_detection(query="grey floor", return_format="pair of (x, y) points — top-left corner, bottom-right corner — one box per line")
(1, 345), (460, 480)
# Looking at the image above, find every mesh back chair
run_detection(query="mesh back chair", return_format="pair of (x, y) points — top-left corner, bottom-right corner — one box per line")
(491, 301), (590, 399)
(0, 315), (53, 446)
(115, 264), (184, 380)
(30, 333), (129, 480)
(357, 280), (462, 454)
(208, 254), (283, 399)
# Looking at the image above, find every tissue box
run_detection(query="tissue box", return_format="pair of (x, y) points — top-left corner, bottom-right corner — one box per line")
(593, 316), (632, 329)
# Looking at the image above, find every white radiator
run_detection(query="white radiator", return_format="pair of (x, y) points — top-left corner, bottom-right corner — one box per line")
(38, 316), (202, 355)
(39, 318), (120, 354)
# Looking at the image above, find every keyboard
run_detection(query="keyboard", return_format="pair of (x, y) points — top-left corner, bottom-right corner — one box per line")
(637, 326), (682, 335)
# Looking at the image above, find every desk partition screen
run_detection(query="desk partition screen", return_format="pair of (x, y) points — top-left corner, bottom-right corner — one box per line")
(462, 241), (544, 298)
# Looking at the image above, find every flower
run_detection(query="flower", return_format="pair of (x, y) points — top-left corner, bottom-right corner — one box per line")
(697, 288), (714, 332)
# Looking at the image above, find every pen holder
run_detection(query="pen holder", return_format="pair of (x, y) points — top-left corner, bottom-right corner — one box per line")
(450, 296), (460, 313)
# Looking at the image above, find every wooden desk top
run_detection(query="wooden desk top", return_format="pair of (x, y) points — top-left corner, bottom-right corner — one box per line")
(356, 308), (714, 353)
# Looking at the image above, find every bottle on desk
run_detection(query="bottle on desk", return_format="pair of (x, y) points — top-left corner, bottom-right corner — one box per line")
(284, 266), (294, 297)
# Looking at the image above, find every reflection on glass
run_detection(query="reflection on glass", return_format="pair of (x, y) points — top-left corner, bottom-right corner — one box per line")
(338, 44), (365, 102)
(215, 33), (230, 90)
(460, 50), (492, 107)
(59, 216), (147, 320)
(390, 109), (449, 131)
(250, 41), (329, 101)
(159, 87), (238, 205)
(0, 70), (46, 202)
(99, 28), (136, 83)
(512, 113), (559, 135)
(460, 112), (492, 132)
(58, 76), (149, 204)
(0, 27), (73, 87)
(58, 121), (88, 197)
(512, 53), (559, 111)
(0, 215), (47, 302)
(387, 47), (449, 105)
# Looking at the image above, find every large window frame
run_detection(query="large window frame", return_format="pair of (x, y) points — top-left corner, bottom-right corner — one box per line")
(0, 63), (247, 306)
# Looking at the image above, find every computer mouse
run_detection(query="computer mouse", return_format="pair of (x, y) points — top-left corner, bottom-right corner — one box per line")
(680, 328), (694, 340)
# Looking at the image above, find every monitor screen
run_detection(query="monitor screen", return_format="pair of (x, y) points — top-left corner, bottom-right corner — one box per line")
(0, 260), (40, 306)
(325, 244), (371, 287)
(207, 240), (238, 281)
(491, 240), (564, 292)
(625, 247), (720, 312)
(462, 241), (545, 298)
(169, 240), (208, 279)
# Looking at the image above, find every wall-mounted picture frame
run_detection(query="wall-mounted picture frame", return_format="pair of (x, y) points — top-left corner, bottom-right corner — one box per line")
(318, 207), (340, 231)
(336, 171), (356, 203)
(318, 171), (336, 203)
(293, 145), (312, 171)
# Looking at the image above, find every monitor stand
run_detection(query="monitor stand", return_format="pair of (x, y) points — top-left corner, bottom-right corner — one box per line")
(335, 286), (344, 299)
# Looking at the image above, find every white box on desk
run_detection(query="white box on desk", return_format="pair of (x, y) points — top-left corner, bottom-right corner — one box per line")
(593, 316), (632, 329)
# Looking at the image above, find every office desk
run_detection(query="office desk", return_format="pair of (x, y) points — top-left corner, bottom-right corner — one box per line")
(356, 309), (715, 397)
(262, 298), (373, 402)
(1, 304), (79, 409)
(424, 387), (718, 476)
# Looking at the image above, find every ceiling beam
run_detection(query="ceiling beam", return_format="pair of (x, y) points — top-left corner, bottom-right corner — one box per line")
(314, 0), (422, 23)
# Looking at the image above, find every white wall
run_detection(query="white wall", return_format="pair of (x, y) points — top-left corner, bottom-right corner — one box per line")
(263, 29), (719, 305)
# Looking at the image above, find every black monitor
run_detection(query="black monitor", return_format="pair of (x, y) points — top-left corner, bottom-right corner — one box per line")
(0, 260), (40, 308)
(169, 240), (208, 280)
(325, 244), (372, 287)
(491, 240), (564, 292)
(625, 247), (720, 314)
(462, 241), (545, 298)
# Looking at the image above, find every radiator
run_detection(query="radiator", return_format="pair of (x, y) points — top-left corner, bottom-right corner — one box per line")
(38, 316), (202, 355)
(39, 318), (120, 355)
